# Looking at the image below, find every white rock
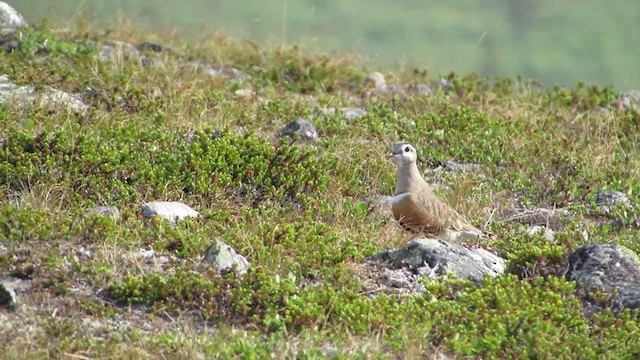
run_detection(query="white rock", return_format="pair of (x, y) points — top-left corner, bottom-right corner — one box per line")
(527, 225), (555, 241)
(202, 241), (250, 276)
(0, 75), (88, 113)
(141, 201), (199, 224)
(0, 2), (27, 34)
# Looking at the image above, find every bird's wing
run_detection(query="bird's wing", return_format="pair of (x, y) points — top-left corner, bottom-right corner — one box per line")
(412, 187), (482, 234)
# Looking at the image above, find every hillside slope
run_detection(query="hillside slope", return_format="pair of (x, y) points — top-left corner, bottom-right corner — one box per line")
(2, 7), (640, 359)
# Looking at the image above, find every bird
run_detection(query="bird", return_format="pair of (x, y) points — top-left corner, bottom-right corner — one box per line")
(363, 72), (405, 95)
(387, 142), (483, 241)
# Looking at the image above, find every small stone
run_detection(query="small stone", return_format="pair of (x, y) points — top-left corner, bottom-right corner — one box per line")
(202, 241), (250, 276)
(234, 88), (255, 98)
(441, 160), (480, 173)
(1, 37), (18, 52)
(85, 206), (120, 219)
(401, 119), (417, 128)
(279, 118), (318, 142)
(0, 279), (17, 309)
(0, 2), (27, 35)
(141, 201), (199, 224)
(527, 225), (555, 241)
(595, 190), (632, 214)
(76, 247), (92, 261)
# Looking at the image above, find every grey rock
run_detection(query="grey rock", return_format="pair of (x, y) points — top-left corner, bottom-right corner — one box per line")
(365, 238), (505, 283)
(279, 118), (318, 142)
(320, 107), (367, 120)
(98, 41), (140, 62)
(141, 201), (199, 224)
(0, 279), (17, 309)
(0, 75), (88, 113)
(527, 225), (555, 241)
(135, 248), (171, 270)
(202, 241), (250, 276)
(1, 36), (18, 52)
(566, 243), (640, 313)
(0, 2), (27, 34)
(0, 277), (29, 310)
(85, 206), (120, 219)
(595, 190), (632, 214)
(401, 119), (416, 128)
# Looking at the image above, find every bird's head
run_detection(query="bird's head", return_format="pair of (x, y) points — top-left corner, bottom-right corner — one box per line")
(387, 142), (417, 166)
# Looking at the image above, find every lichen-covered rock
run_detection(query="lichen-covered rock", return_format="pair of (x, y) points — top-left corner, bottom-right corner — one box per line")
(0, 75), (88, 113)
(595, 190), (632, 214)
(0, 1), (27, 35)
(566, 243), (640, 314)
(85, 206), (120, 219)
(202, 241), (250, 276)
(141, 201), (199, 224)
(279, 118), (318, 142)
(365, 238), (506, 283)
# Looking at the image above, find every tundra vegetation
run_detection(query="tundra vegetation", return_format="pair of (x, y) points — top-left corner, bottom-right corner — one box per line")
(1, 15), (640, 359)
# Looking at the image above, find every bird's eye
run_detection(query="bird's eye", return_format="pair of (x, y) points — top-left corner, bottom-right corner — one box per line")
(404, 146), (410, 152)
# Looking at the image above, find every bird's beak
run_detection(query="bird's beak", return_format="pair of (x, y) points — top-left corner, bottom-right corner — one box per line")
(386, 152), (396, 161)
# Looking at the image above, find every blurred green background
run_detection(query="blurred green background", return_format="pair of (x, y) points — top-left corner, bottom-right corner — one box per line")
(12, 0), (639, 90)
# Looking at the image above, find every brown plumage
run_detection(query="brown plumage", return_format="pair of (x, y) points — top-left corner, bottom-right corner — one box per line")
(388, 142), (483, 240)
